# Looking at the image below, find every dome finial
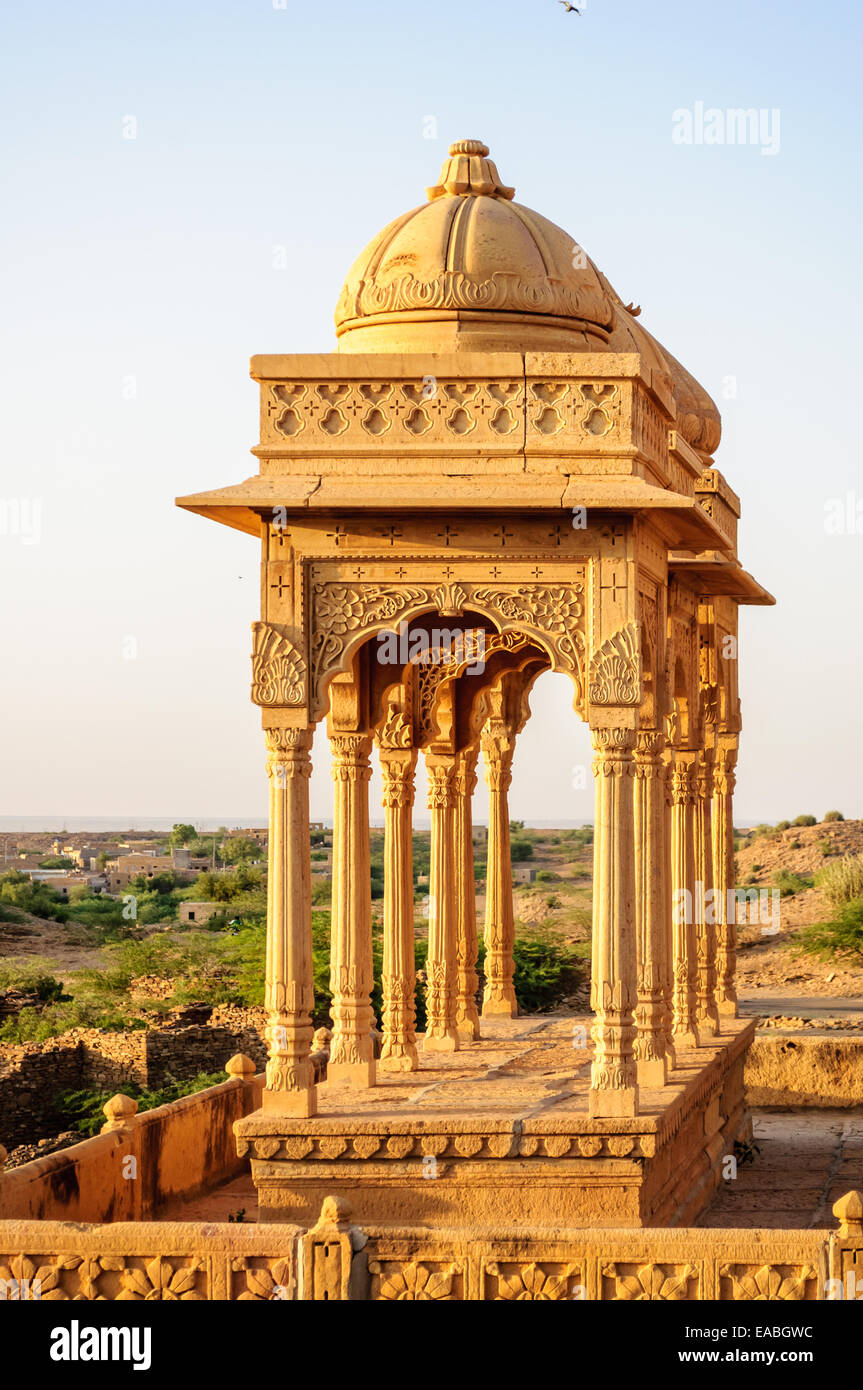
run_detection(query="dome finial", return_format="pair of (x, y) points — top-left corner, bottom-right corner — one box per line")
(427, 139), (515, 201)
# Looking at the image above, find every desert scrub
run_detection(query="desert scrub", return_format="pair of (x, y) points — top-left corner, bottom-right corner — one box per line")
(487, 927), (584, 1013)
(815, 853), (863, 906)
(796, 898), (863, 961)
(773, 870), (814, 898)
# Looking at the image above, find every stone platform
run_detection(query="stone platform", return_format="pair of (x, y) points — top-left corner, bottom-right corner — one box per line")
(235, 1015), (755, 1228)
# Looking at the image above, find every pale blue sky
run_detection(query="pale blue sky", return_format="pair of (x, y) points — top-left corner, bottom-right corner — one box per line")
(1, 0), (861, 824)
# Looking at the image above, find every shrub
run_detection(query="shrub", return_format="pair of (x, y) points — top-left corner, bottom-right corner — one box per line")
(311, 878), (332, 905)
(775, 820), (791, 832)
(824, 810), (845, 823)
(510, 839), (534, 862)
(792, 815), (817, 828)
(815, 854), (863, 906)
(55, 1071), (227, 1137)
(534, 870), (559, 883)
(507, 928), (583, 1013)
(773, 870), (813, 898)
(797, 898), (863, 960)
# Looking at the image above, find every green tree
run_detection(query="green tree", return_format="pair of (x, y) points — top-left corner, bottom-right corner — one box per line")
(218, 836), (259, 865)
(169, 823), (197, 847)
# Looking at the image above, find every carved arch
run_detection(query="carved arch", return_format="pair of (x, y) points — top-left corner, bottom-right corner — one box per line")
(309, 580), (586, 722)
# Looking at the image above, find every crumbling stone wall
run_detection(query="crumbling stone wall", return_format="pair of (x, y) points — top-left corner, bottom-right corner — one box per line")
(0, 1011), (267, 1150)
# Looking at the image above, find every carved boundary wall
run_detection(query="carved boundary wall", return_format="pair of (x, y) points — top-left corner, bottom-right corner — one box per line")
(2, 1193), (862, 1301)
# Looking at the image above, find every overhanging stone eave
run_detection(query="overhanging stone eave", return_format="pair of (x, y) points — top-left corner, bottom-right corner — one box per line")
(178, 474), (727, 547)
(669, 554), (776, 605)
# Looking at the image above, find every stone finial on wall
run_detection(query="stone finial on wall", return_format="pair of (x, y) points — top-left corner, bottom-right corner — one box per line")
(100, 1094), (138, 1136)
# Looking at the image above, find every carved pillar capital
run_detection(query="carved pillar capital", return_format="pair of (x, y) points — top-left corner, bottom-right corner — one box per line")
(634, 728), (666, 765)
(329, 733), (373, 781)
(667, 757), (696, 806)
(481, 722), (515, 790)
(379, 748), (417, 809)
(426, 758), (457, 811)
(453, 744), (479, 799)
(265, 726), (313, 778)
(591, 725), (637, 777)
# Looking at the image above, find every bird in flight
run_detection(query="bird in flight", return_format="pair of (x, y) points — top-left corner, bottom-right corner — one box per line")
(559, 1), (583, 12)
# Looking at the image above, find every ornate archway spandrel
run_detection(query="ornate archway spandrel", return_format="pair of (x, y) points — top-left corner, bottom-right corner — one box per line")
(251, 621), (307, 708)
(588, 620), (642, 708)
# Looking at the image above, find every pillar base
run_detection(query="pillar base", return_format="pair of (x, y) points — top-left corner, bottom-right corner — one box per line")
(423, 1030), (460, 1053)
(717, 997), (738, 1017)
(379, 1046), (419, 1074)
(673, 1027), (701, 1050)
(262, 1086), (317, 1118)
(589, 1084), (639, 1119)
(326, 1059), (377, 1088)
(456, 1016), (481, 1042)
(636, 1056), (667, 1088)
(482, 996), (518, 1019)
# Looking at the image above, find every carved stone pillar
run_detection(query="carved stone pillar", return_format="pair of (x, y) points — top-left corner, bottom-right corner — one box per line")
(481, 724), (517, 1018)
(589, 726), (639, 1118)
(379, 746), (418, 1072)
(453, 745), (481, 1041)
(424, 754), (460, 1051)
(695, 752), (720, 1036)
(668, 754), (700, 1048)
(328, 733), (376, 1086)
(263, 726), (317, 1116)
(713, 742), (739, 1017)
(633, 730), (669, 1087)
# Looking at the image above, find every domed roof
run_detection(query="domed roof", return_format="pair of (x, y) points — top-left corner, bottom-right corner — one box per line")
(335, 140), (720, 457)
